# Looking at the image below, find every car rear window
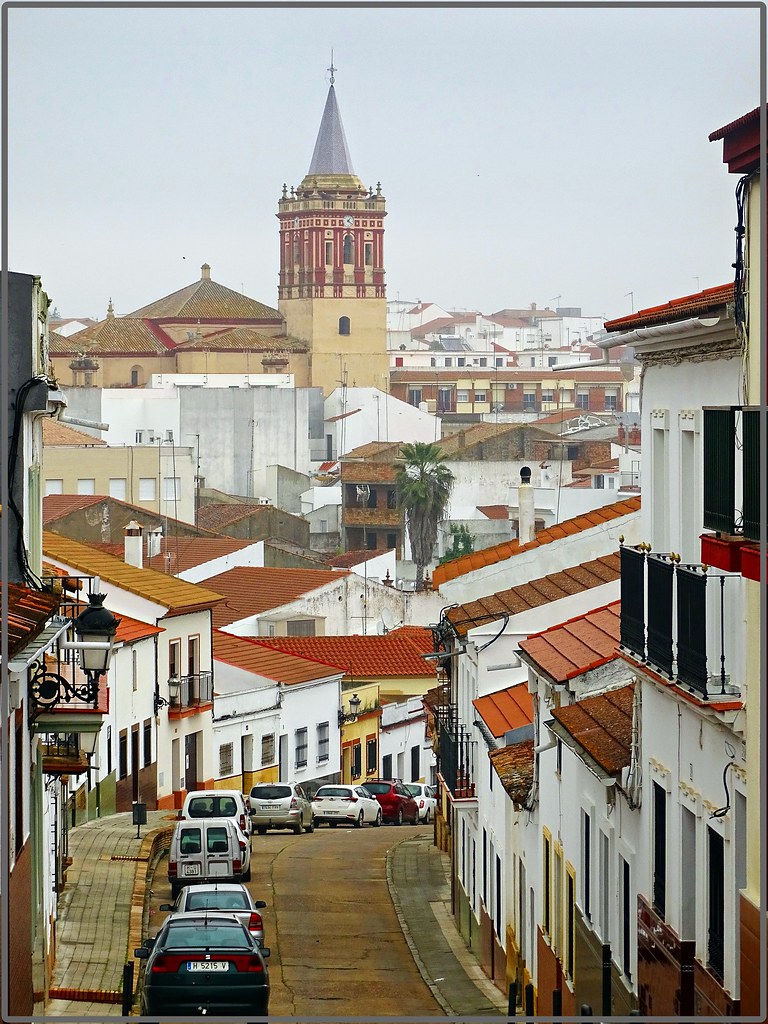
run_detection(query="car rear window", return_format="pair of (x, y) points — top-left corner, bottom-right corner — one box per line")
(362, 782), (391, 795)
(165, 922), (250, 949)
(251, 785), (291, 800)
(315, 787), (351, 798)
(187, 891), (249, 911)
(404, 784), (421, 796)
(179, 828), (202, 854)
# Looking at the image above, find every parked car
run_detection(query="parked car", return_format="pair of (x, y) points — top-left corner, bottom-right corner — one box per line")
(159, 883), (267, 946)
(179, 789), (252, 837)
(362, 779), (419, 825)
(168, 818), (251, 897)
(249, 782), (313, 835)
(404, 782), (437, 823)
(135, 912), (270, 1017)
(311, 784), (382, 827)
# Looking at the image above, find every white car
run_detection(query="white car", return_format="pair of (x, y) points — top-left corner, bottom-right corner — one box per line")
(404, 782), (437, 823)
(312, 784), (382, 828)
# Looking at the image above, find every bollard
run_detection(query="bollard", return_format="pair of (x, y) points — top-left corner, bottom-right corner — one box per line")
(552, 987), (562, 1024)
(122, 961), (134, 1016)
(524, 983), (535, 1017)
(680, 939), (695, 1015)
(507, 980), (518, 1017)
(580, 1004), (593, 1016)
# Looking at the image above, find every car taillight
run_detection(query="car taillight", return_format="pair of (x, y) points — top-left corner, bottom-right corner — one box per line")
(290, 797), (298, 809)
(168, 861), (177, 878)
(248, 911), (263, 933)
(233, 858), (242, 873)
(342, 795), (358, 802)
(240, 814), (247, 832)
(151, 954), (186, 973)
(239, 839), (246, 852)
(314, 796), (323, 802)
(230, 955), (264, 973)
(419, 799), (425, 808)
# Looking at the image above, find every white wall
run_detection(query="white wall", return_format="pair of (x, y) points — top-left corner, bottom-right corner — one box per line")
(324, 387), (440, 458)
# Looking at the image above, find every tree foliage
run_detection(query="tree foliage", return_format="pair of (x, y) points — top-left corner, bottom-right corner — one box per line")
(438, 524), (475, 565)
(396, 442), (454, 590)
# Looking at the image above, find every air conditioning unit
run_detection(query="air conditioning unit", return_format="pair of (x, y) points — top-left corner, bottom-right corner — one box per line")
(258, 496), (272, 505)
(507, 383), (518, 390)
(147, 431), (156, 444)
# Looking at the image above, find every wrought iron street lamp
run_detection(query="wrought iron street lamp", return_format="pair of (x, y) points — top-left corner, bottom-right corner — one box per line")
(338, 692), (362, 726)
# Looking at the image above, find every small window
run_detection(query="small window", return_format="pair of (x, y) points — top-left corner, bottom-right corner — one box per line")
(576, 392), (589, 410)
(139, 477), (156, 502)
(364, 242), (373, 266)
(109, 477), (127, 500)
(474, 391), (487, 402)
(343, 234), (354, 264)
(261, 733), (275, 766)
(77, 478), (95, 495)
(339, 316), (350, 336)
(386, 532), (397, 549)
(382, 753), (392, 778)
(457, 390), (469, 403)
(287, 619), (316, 637)
(523, 393), (536, 410)
(325, 241), (333, 264)
(130, 368), (140, 386)
(169, 640), (181, 679)
(163, 477), (180, 501)
(143, 720), (152, 767)
(295, 728), (308, 768)
(219, 742), (234, 777)
(351, 742), (362, 778)
(317, 722), (329, 763)
(119, 731), (128, 780)
(45, 479), (64, 496)
(541, 390), (554, 403)
(366, 737), (377, 774)
(605, 393), (618, 411)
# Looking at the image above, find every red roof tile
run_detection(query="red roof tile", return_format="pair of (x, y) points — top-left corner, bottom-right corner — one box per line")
(213, 630), (340, 684)
(115, 615), (164, 644)
(3, 583), (61, 659)
(477, 505), (510, 520)
(473, 684), (533, 737)
(251, 627), (437, 678)
(42, 419), (107, 446)
(432, 497), (640, 589)
(326, 549), (392, 568)
(488, 740), (535, 807)
(604, 283), (733, 333)
(42, 494), (106, 523)
(550, 683), (635, 774)
(205, 566), (349, 628)
(519, 601), (621, 684)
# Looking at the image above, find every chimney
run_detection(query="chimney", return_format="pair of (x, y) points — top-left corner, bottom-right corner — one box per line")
(124, 520), (144, 568)
(201, 263), (211, 281)
(517, 466), (536, 544)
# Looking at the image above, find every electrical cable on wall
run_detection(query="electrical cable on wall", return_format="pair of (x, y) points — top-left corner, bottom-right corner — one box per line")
(7, 375), (51, 590)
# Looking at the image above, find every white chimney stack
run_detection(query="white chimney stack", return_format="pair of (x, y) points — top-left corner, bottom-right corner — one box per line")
(517, 466), (536, 544)
(124, 520), (144, 568)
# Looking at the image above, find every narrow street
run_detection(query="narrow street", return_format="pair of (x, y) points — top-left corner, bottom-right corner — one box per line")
(146, 822), (444, 1018)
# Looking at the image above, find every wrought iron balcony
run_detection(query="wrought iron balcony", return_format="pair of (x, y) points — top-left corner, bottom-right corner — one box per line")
(620, 544), (743, 702)
(170, 671), (213, 710)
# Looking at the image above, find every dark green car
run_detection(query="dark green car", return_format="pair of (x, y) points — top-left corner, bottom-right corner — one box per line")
(135, 912), (270, 1017)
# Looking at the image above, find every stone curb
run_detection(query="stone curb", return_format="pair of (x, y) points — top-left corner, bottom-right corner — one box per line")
(126, 825), (174, 998)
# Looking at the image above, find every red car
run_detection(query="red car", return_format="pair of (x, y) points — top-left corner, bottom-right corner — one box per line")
(362, 779), (419, 825)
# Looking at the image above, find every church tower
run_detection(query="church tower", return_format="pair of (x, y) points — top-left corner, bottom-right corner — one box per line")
(278, 68), (389, 396)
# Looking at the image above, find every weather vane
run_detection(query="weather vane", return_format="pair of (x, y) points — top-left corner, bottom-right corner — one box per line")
(328, 50), (336, 86)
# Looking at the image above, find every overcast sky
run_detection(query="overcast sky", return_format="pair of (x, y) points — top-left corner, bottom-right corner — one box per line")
(6, 5), (762, 323)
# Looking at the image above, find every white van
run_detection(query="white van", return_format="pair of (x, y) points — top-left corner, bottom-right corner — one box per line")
(167, 817), (251, 898)
(178, 789), (252, 837)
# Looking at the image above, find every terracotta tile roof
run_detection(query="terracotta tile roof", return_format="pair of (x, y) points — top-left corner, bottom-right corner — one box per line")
(488, 740), (535, 806)
(317, 461), (339, 473)
(604, 283), (733, 334)
(326, 408), (362, 423)
(174, 326), (306, 353)
(115, 615), (164, 644)
(518, 601), (621, 684)
(126, 273), (281, 320)
(709, 106), (760, 140)
(446, 553), (621, 637)
(42, 531), (225, 614)
(389, 367), (627, 383)
(438, 422), (523, 456)
(343, 441), (401, 460)
(42, 419), (107, 446)
(549, 683), (634, 774)
(205, 566), (348, 627)
(42, 494), (106, 523)
(411, 317), (461, 338)
(3, 583), (61, 659)
(196, 504), (271, 532)
(433, 497), (639, 588)
(140, 537), (257, 573)
(326, 549), (392, 568)
(213, 630), (340, 684)
(62, 318), (174, 356)
(477, 505), (509, 520)
(473, 683), (533, 737)
(251, 627), (437, 678)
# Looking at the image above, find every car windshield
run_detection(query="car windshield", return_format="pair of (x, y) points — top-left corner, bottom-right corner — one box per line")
(315, 787), (351, 798)
(164, 922), (250, 950)
(186, 892), (249, 911)
(362, 783), (391, 794)
(251, 786), (291, 800)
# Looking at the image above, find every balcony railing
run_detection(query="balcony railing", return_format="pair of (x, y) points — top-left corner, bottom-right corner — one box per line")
(620, 545), (742, 701)
(703, 407), (760, 541)
(436, 709), (475, 798)
(171, 671), (213, 709)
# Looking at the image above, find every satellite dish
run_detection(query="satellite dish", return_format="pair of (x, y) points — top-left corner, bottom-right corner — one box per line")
(378, 609), (398, 634)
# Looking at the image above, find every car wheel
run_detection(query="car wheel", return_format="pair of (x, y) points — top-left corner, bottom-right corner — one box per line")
(354, 811), (364, 828)
(170, 881), (181, 899)
(374, 809), (382, 827)
(243, 864), (252, 881)
(396, 807), (404, 826)
(305, 816), (315, 833)
(424, 808), (432, 824)
(257, 826), (267, 836)
(293, 820), (303, 835)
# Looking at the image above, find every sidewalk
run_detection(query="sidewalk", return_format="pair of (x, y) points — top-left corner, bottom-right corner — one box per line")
(43, 812), (508, 1019)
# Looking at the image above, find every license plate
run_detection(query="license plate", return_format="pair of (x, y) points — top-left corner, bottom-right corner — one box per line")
(261, 804), (280, 810)
(326, 809), (340, 814)
(182, 864), (201, 876)
(187, 961), (228, 972)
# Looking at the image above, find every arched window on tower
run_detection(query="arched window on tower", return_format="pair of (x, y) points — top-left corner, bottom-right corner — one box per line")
(339, 316), (351, 336)
(343, 234), (354, 264)
(293, 237), (300, 264)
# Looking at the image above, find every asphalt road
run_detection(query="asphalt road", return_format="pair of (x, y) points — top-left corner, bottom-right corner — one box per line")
(146, 819), (444, 1018)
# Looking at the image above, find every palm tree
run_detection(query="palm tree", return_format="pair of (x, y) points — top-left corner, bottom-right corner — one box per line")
(396, 441), (454, 591)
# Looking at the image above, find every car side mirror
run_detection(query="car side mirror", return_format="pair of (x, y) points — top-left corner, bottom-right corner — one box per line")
(159, 903), (173, 912)
(134, 947), (149, 959)
(255, 900), (266, 909)
(260, 947), (270, 958)
(177, 811), (183, 819)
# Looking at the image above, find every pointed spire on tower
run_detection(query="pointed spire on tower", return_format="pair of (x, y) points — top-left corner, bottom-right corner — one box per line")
(106, 298), (114, 319)
(307, 60), (355, 177)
